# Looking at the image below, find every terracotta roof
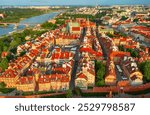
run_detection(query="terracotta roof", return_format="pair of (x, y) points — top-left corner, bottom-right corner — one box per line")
(1, 52), (8, 58)
(77, 73), (87, 80)
(16, 76), (34, 84)
(72, 27), (81, 31)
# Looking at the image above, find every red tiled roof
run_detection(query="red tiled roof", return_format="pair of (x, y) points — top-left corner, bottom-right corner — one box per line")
(72, 27), (81, 31)
(51, 52), (73, 60)
(77, 73), (87, 80)
(1, 52), (8, 58)
(38, 74), (69, 84)
(16, 76), (34, 84)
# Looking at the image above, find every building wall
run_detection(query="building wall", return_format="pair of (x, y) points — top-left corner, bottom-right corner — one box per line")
(105, 75), (116, 85)
(16, 83), (35, 92)
(56, 39), (79, 45)
(0, 76), (19, 88)
(75, 78), (88, 90)
(98, 28), (114, 35)
(38, 83), (51, 91)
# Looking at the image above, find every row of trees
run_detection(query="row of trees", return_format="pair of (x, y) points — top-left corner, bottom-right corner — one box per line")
(95, 61), (106, 86)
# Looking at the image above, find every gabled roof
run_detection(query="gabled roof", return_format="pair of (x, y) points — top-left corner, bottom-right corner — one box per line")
(77, 72), (88, 80)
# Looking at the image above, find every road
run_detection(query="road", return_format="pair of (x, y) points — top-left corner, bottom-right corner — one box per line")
(69, 28), (86, 90)
(115, 64), (128, 81)
(69, 45), (80, 90)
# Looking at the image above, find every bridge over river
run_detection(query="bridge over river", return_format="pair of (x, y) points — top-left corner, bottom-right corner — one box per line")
(0, 22), (41, 28)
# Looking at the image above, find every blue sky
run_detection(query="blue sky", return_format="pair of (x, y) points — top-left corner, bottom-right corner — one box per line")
(0, 0), (150, 5)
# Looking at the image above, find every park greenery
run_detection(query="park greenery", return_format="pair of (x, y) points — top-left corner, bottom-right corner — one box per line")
(0, 82), (6, 88)
(0, 88), (16, 94)
(41, 17), (66, 29)
(62, 11), (106, 22)
(95, 60), (105, 87)
(0, 58), (8, 71)
(0, 8), (52, 23)
(41, 21), (57, 29)
(0, 82), (16, 94)
(139, 61), (150, 82)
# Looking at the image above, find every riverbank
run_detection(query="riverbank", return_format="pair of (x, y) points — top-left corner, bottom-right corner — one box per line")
(0, 24), (5, 27)
(0, 8), (55, 23)
(0, 12), (60, 37)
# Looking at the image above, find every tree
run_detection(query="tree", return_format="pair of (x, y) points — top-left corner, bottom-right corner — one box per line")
(20, 51), (26, 56)
(9, 47), (17, 54)
(66, 89), (73, 98)
(0, 58), (8, 71)
(41, 21), (57, 29)
(131, 50), (139, 58)
(6, 53), (15, 61)
(95, 61), (106, 87)
(96, 69), (105, 80)
(10, 40), (18, 48)
(120, 16), (128, 21)
(118, 45), (125, 51)
(23, 29), (32, 35)
(107, 32), (114, 38)
(0, 82), (6, 88)
(95, 61), (105, 80)
(139, 61), (150, 82)
(126, 48), (139, 58)
(96, 80), (105, 86)
(133, 18), (139, 23)
(3, 46), (8, 51)
(143, 61), (150, 81)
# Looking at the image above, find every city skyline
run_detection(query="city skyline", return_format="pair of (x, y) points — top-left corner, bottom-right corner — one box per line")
(0, 0), (150, 6)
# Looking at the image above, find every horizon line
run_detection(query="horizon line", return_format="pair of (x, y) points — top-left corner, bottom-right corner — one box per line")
(0, 4), (150, 6)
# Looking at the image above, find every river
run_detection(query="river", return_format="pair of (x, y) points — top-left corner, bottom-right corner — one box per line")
(0, 12), (59, 36)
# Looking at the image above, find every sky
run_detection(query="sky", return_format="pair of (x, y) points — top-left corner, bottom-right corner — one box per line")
(0, 0), (150, 6)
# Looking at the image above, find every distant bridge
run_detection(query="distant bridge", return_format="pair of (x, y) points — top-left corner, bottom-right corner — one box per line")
(0, 22), (41, 28)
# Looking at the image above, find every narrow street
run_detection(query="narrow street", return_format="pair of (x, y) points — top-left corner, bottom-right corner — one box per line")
(69, 28), (86, 90)
(69, 45), (80, 90)
(96, 30), (108, 60)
